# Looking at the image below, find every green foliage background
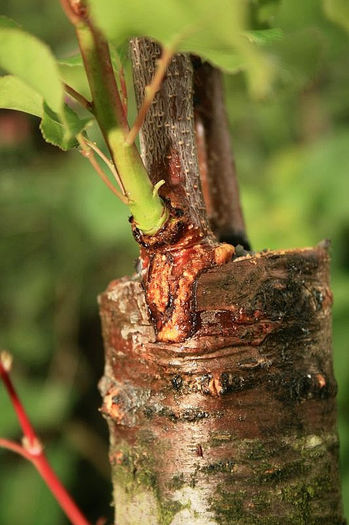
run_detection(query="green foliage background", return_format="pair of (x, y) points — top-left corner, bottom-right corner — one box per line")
(0, 1), (348, 523)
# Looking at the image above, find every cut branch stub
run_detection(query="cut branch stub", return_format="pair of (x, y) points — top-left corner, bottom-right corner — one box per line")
(192, 58), (249, 249)
(130, 38), (240, 343)
(99, 244), (344, 525)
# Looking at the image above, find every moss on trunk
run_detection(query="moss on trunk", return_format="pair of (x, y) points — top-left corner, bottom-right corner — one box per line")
(99, 245), (344, 524)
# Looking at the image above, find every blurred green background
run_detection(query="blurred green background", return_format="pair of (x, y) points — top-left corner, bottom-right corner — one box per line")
(0, 1), (348, 523)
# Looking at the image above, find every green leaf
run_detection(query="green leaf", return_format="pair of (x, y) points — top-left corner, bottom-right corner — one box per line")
(323, 0), (349, 32)
(245, 29), (284, 45)
(255, 3), (281, 25)
(0, 73), (92, 151)
(91, 0), (246, 51)
(40, 103), (91, 151)
(58, 55), (83, 67)
(0, 27), (63, 113)
(0, 16), (20, 29)
(0, 75), (42, 116)
(58, 55), (91, 100)
(90, 0), (275, 97)
(199, 51), (245, 73)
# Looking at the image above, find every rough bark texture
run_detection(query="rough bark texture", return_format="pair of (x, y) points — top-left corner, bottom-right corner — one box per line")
(99, 245), (344, 524)
(100, 37), (344, 525)
(129, 39), (238, 345)
(130, 38), (211, 239)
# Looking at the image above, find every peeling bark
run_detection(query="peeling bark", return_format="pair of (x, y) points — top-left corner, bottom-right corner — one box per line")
(99, 245), (344, 524)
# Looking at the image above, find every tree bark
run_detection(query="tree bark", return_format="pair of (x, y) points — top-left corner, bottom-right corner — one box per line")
(192, 59), (249, 249)
(99, 40), (344, 524)
(128, 39), (235, 345)
(130, 38), (211, 237)
(99, 244), (344, 524)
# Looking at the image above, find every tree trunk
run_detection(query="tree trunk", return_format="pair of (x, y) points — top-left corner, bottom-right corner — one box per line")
(98, 41), (344, 524)
(99, 245), (343, 524)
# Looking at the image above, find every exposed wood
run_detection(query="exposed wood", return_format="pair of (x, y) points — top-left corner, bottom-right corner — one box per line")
(99, 244), (344, 524)
(130, 39), (239, 344)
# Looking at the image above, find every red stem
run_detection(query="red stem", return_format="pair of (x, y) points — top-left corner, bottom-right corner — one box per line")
(119, 66), (128, 115)
(0, 361), (36, 448)
(32, 452), (91, 525)
(0, 358), (91, 525)
(0, 438), (32, 460)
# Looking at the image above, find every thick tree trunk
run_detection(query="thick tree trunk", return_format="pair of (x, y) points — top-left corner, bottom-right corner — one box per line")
(99, 40), (344, 524)
(99, 244), (344, 524)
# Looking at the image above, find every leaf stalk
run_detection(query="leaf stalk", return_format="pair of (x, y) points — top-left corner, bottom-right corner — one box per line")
(61, 0), (169, 234)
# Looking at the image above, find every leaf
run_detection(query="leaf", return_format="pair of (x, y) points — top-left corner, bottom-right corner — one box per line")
(0, 75), (42, 116)
(58, 55), (84, 67)
(256, 2), (281, 25)
(91, 0), (245, 52)
(0, 28), (92, 149)
(245, 29), (284, 45)
(40, 103), (91, 151)
(0, 27), (63, 114)
(58, 55), (91, 99)
(90, 0), (275, 98)
(198, 51), (245, 73)
(323, 0), (349, 32)
(0, 16), (20, 29)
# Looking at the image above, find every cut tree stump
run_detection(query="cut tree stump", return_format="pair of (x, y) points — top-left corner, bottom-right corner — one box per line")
(99, 244), (344, 525)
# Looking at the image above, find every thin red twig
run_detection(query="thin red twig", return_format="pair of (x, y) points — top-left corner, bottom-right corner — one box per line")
(0, 359), (36, 448)
(60, 0), (82, 25)
(83, 137), (125, 193)
(77, 135), (128, 203)
(0, 352), (91, 525)
(0, 438), (32, 460)
(113, 51), (128, 115)
(119, 66), (128, 116)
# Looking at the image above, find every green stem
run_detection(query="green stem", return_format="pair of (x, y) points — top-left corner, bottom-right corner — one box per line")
(68, 4), (168, 234)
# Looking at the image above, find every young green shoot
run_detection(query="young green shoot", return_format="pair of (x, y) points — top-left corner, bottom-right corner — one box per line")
(61, 0), (169, 235)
